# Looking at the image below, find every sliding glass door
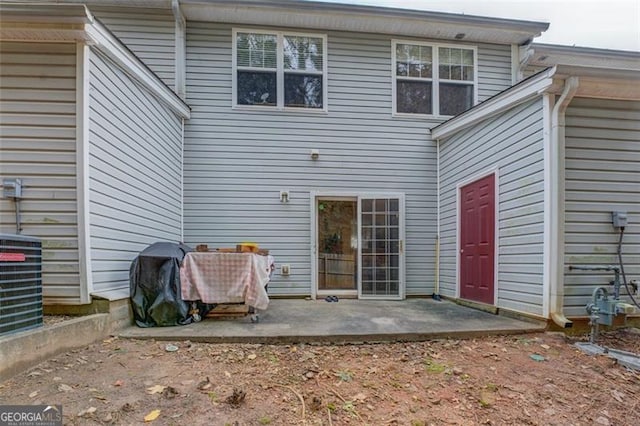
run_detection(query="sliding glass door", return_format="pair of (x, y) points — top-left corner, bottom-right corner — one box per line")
(314, 193), (404, 300)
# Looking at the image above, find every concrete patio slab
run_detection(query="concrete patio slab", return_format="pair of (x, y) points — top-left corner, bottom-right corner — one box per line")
(119, 298), (546, 344)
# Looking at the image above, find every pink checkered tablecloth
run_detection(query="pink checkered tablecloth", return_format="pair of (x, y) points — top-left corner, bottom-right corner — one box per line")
(180, 252), (273, 310)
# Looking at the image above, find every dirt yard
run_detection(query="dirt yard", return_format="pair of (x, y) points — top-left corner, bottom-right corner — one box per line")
(1, 329), (639, 425)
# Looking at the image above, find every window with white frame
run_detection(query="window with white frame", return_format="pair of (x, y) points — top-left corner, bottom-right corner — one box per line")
(393, 41), (476, 116)
(234, 30), (326, 110)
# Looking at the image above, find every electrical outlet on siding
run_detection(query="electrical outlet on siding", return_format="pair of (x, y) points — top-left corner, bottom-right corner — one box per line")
(281, 264), (291, 276)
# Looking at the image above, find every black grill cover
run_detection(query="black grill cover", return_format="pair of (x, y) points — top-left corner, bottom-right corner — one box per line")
(129, 242), (200, 327)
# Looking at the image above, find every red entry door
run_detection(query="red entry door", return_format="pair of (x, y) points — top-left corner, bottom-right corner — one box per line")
(459, 174), (495, 305)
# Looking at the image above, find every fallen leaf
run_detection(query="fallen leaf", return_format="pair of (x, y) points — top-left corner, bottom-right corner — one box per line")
(540, 344), (551, 350)
(162, 386), (179, 399)
(197, 377), (212, 391)
(78, 407), (97, 417)
(58, 384), (73, 392)
(29, 391), (38, 398)
(247, 354), (257, 360)
(226, 388), (246, 407)
(146, 385), (166, 395)
(144, 409), (161, 422)
(611, 389), (625, 403)
(353, 392), (367, 402)
(309, 396), (323, 411)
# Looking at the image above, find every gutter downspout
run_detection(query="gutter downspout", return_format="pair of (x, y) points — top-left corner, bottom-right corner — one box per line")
(172, 0), (186, 99)
(549, 76), (579, 328)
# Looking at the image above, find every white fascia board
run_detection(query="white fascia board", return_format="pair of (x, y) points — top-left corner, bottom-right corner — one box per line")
(431, 67), (556, 140)
(0, 3), (93, 24)
(85, 20), (190, 119)
(0, 3), (93, 42)
(181, 0), (548, 45)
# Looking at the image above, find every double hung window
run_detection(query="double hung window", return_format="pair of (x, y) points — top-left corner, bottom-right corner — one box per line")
(234, 29), (327, 110)
(393, 41), (476, 117)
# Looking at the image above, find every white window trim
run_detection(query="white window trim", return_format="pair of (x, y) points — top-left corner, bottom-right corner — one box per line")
(232, 28), (328, 113)
(391, 39), (478, 119)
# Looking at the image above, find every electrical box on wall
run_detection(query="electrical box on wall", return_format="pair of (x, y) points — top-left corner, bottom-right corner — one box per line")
(281, 264), (291, 276)
(2, 178), (22, 199)
(612, 211), (628, 228)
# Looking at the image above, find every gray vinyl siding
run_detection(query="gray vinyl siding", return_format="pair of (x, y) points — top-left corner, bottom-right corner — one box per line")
(563, 97), (640, 316)
(88, 49), (183, 298)
(439, 98), (545, 315)
(183, 22), (514, 296)
(89, 6), (175, 88)
(477, 43), (513, 102)
(0, 42), (81, 304)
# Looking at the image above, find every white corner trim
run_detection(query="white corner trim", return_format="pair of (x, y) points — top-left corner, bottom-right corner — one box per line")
(541, 93), (554, 318)
(510, 44), (519, 85)
(435, 138), (441, 294)
(432, 66), (556, 140)
(172, 0), (186, 99)
(76, 43), (93, 304)
(180, 117), (185, 243)
(84, 20), (190, 119)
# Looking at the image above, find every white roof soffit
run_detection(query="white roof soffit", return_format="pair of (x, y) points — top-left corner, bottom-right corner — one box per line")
(0, 3), (94, 41)
(553, 64), (640, 101)
(180, 0), (549, 45)
(432, 64), (640, 140)
(530, 43), (640, 71)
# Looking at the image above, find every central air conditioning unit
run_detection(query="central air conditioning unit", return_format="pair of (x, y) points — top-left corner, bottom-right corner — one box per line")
(0, 234), (43, 336)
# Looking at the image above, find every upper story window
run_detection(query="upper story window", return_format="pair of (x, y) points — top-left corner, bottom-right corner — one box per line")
(233, 29), (327, 111)
(393, 40), (477, 117)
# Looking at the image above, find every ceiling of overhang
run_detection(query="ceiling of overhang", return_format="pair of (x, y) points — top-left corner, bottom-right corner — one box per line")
(530, 47), (640, 71)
